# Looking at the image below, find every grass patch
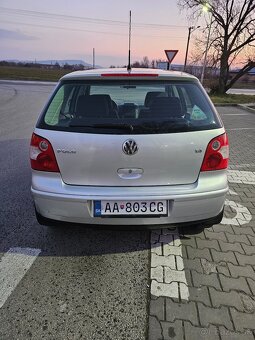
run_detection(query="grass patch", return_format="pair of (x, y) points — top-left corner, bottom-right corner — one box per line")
(0, 66), (71, 81)
(210, 93), (255, 104)
(232, 82), (255, 89)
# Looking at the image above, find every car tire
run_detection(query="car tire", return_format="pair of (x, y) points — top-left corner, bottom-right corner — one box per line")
(203, 208), (224, 228)
(179, 209), (224, 234)
(35, 208), (48, 225)
(35, 208), (59, 227)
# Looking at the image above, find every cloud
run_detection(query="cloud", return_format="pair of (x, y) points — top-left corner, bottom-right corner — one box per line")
(0, 28), (37, 40)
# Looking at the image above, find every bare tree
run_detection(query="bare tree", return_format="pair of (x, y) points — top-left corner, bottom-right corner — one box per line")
(142, 56), (150, 68)
(178, 0), (255, 94)
(131, 56), (151, 68)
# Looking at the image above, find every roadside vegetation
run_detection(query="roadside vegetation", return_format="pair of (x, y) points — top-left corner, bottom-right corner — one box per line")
(1, 65), (255, 105)
(209, 94), (255, 105)
(0, 66), (70, 82)
(178, 0), (255, 95)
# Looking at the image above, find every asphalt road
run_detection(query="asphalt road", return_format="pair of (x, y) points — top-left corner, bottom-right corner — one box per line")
(0, 82), (150, 340)
(1, 81), (255, 340)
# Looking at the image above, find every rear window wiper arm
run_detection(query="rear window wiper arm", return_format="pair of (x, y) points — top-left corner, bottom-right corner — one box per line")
(69, 122), (134, 131)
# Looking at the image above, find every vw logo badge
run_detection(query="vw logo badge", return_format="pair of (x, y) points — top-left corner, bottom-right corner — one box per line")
(122, 139), (138, 155)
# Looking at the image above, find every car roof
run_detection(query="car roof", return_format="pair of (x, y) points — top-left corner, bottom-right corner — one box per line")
(61, 67), (198, 82)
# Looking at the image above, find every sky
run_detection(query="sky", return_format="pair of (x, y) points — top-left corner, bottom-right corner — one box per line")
(0, 0), (203, 67)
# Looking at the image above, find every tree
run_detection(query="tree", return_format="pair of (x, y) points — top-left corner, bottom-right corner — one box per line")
(178, 0), (255, 94)
(63, 63), (72, 70)
(131, 61), (142, 68)
(131, 56), (151, 68)
(141, 56), (150, 68)
(54, 62), (60, 69)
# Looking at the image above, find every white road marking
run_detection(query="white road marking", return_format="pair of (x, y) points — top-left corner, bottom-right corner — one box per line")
(228, 170), (255, 185)
(228, 189), (238, 196)
(151, 228), (189, 301)
(151, 170), (255, 298)
(221, 199), (252, 226)
(221, 113), (251, 116)
(228, 128), (255, 130)
(0, 247), (41, 309)
(221, 171), (254, 226)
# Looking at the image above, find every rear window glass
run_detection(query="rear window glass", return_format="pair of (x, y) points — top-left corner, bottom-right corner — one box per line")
(37, 80), (221, 134)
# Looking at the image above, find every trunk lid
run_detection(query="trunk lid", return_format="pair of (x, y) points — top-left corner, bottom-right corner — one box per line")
(35, 128), (225, 186)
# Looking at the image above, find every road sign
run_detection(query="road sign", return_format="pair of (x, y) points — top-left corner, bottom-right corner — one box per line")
(164, 50), (178, 64)
(156, 62), (169, 70)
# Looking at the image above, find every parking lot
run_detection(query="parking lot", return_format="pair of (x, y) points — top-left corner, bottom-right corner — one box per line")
(0, 81), (255, 340)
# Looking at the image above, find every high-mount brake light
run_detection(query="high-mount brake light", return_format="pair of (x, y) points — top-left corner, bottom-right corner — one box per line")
(101, 73), (159, 77)
(201, 133), (229, 171)
(30, 133), (59, 172)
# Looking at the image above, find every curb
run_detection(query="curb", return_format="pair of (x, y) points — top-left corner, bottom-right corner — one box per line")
(237, 104), (255, 114)
(214, 103), (255, 114)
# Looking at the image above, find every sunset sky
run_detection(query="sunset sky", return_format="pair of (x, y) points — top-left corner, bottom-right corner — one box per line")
(0, 0), (207, 67)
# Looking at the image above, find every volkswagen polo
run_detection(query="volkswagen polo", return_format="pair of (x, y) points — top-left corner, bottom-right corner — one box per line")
(30, 68), (229, 226)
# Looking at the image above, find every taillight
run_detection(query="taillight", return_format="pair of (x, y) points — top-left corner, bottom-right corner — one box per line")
(101, 73), (159, 77)
(30, 133), (59, 172)
(201, 133), (229, 171)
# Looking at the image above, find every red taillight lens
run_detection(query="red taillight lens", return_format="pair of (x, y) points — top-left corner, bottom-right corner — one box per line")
(30, 133), (59, 172)
(201, 133), (229, 171)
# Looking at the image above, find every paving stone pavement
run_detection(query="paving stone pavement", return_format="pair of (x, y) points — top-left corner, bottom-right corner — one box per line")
(148, 107), (255, 340)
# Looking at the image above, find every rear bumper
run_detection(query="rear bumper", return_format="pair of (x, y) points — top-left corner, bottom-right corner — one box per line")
(31, 170), (228, 226)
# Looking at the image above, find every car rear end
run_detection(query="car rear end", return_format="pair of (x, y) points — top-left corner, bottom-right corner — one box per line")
(30, 68), (228, 226)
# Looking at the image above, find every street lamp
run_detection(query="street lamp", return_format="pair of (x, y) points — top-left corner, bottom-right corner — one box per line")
(200, 3), (213, 84)
(183, 26), (200, 72)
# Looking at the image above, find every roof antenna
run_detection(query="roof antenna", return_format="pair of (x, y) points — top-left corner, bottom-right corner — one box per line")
(127, 10), (132, 72)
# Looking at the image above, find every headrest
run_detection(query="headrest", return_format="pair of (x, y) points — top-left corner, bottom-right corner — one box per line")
(144, 91), (167, 107)
(76, 95), (110, 117)
(150, 97), (182, 118)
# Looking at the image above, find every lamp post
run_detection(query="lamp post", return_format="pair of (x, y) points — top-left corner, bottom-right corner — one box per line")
(200, 3), (213, 84)
(184, 26), (200, 72)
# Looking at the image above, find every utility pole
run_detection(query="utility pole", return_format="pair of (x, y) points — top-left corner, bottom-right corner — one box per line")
(93, 48), (95, 69)
(184, 27), (193, 72)
(184, 26), (200, 72)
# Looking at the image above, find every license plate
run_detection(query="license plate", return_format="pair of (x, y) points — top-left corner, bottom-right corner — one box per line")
(94, 200), (168, 217)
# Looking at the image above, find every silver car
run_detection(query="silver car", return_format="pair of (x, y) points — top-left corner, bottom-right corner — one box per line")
(30, 68), (229, 227)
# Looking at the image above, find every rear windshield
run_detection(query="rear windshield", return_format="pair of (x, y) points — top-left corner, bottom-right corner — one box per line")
(37, 80), (222, 134)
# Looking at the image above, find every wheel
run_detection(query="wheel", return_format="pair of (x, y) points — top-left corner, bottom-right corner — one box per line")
(179, 209), (224, 234)
(204, 208), (224, 227)
(35, 208), (60, 227)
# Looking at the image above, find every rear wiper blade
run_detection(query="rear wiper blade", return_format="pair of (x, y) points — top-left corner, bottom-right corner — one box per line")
(133, 120), (189, 133)
(94, 123), (134, 131)
(69, 122), (134, 131)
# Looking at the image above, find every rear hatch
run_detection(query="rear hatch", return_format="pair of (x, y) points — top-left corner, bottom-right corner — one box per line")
(36, 74), (223, 187)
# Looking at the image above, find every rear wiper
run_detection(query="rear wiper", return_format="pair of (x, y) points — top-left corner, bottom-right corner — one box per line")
(69, 122), (134, 131)
(134, 120), (189, 133)
(95, 123), (134, 131)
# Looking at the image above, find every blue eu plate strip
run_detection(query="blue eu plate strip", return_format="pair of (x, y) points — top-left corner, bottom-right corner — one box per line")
(94, 201), (101, 216)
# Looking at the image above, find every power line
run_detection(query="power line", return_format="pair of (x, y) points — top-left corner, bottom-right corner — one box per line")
(1, 19), (187, 39)
(0, 6), (187, 30)
(0, 20), (129, 36)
